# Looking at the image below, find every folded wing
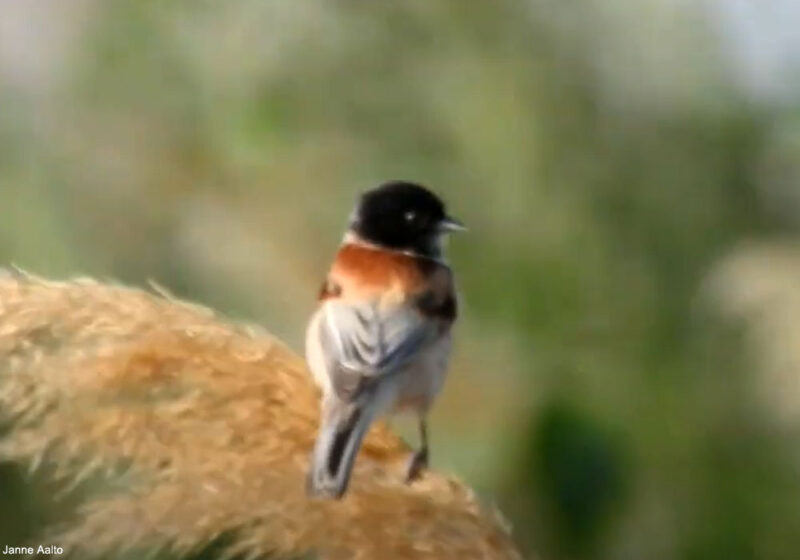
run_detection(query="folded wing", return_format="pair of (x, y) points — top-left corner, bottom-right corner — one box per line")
(317, 298), (434, 402)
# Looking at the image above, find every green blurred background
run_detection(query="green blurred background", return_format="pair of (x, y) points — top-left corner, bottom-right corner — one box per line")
(3, 1), (800, 558)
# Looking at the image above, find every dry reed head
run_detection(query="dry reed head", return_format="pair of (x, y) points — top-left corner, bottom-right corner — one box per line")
(0, 270), (522, 560)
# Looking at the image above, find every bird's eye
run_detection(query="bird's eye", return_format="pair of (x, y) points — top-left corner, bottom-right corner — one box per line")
(404, 211), (417, 223)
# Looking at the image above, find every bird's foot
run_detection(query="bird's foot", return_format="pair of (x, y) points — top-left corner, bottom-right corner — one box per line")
(405, 447), (429, 483)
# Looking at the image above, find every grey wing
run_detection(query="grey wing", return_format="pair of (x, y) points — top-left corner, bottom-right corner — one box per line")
(317, 300), (434, 401)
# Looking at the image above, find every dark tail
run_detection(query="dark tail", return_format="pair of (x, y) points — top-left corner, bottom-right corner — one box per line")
(307, 399), (374, 499)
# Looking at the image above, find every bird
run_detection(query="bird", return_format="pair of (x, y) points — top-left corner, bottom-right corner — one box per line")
(305, 180), (465, 499)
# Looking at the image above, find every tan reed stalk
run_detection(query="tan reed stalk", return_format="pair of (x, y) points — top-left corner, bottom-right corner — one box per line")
(0, 270), (523, 560)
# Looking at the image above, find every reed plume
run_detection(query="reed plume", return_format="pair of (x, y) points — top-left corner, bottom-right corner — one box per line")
(0, 270), (522, 560)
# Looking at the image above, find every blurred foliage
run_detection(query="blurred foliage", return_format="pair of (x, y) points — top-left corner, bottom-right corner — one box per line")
(2, 0), (800, 559)
(518, 401), (631, 557)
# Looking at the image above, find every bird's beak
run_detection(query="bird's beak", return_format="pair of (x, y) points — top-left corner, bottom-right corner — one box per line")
(438, 216), (467, 233)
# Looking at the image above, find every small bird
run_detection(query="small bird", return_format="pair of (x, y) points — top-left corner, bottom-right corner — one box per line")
(305, 181), (465, 499)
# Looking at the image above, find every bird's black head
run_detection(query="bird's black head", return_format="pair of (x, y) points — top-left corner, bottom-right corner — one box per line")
(349, 181), (465, 259)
